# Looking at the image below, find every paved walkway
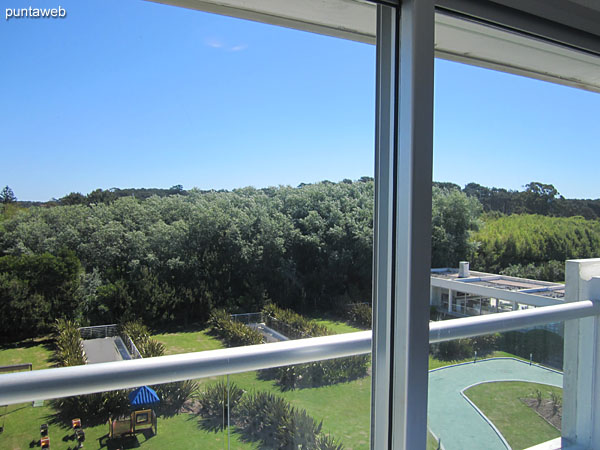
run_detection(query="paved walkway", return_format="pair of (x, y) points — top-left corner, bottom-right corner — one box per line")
(428, 358), (562, 450)
(82, 337), (126, 364)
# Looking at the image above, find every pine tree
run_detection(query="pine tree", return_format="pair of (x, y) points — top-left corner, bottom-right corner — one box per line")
(0, 186), (17, 204)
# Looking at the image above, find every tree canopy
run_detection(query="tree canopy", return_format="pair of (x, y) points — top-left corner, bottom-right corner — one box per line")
(0, 179), (479, 341)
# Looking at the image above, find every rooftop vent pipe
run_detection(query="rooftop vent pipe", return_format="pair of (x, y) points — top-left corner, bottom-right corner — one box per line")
(458, 261), (470, 278)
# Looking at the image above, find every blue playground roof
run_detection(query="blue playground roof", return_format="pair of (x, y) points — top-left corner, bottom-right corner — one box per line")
(129, 386), (160, 406)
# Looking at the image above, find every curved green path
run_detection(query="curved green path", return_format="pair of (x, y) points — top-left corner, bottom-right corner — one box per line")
(427, 358), (562, 450)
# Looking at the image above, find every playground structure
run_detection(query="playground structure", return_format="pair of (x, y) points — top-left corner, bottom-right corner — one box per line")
(108, 409), (157, 438)
(109, 385), (160, 440)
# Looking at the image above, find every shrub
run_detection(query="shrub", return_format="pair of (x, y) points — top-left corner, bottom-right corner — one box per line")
(278, 406), (322, 449)
(198, 386), (345, 449)
(431, 338), (474, 361)
(50, 390), (130, 427)
(54, 319), (86, 366)
(275, 355), (370, 390)
(197, 381), (244, 430)
(499, 329), (564, 368)
(535, 389), (542, 407)
(231, 390), (340, 450)
(154, 380), (199, 416)
(346, 303), (372, 329)
(120, 319), (165, 357)
(235, 391), (290, 447)
(318, 434), (345, 450)
(142, 338), (166, 357)
(260, 305), (369, 390)
(550, 391), (562, 416)
(262, 304), (331, 337)
(471, 333), (499, 356)
(430, 333), (498, 361)
(208, 309), (263, 347)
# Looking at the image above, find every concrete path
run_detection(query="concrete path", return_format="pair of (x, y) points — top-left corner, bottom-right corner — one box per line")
(82, 337), (125, 364)
(428, 358), (562, 450)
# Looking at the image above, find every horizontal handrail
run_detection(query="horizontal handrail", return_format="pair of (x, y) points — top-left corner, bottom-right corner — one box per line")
(1, 300), (598, 406)
(0, 330), (371, 405)
(429, 300), (600, 343)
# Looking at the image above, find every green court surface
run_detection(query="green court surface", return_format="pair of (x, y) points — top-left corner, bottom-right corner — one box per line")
(427, 358), (562, 450)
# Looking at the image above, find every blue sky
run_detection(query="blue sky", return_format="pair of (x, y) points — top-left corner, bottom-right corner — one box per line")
(1, 0), (599, 201)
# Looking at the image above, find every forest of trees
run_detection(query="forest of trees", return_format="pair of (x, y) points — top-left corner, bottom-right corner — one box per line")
(0, 181), (377, 341)
(462, 181), (600, 219)
(1, 178), (600, 342)
(473, 214), (600, 274)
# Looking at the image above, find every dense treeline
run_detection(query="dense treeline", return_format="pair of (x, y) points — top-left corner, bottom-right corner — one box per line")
(8, 185), (190, 209)
(474, 214), (600, 279)
(0, 251), (81, 340)
(5, 175), (600, 342)
(57, 185), (189, 206)
(0, 179), (481, 342)
(463, 181), (600, 219)
(435, 180), (600, 281)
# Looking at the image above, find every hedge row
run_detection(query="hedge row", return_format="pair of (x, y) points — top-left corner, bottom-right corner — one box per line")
(500, 329), (564, 368)
(429, 328), (564, 368)
(260, 305), (369, 390)
(198, 382), (343, 450)
(430, 333), (499, 361)
(208, 309), (264, 347)
(272, 355), (370, 390)
(262, 304), (331, 337)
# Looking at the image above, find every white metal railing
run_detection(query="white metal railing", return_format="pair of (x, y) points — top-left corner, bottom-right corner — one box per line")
(230, 312), (263, 325)
(121, 334), (143, 360)
(78, 324), (119, 339)
(78, 324), (142, 360)
(1, 300), (598, 406)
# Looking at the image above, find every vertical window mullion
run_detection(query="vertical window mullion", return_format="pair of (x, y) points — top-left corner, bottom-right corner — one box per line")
(372, 0), (434, 448)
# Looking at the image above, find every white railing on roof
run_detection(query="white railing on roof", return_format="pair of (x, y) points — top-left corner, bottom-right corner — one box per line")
(121, 334), (143, 360)
(78, 324), (119, 339)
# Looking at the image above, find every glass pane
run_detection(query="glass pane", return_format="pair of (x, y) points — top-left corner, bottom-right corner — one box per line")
(428, 326), (564, 450)
(1, 1), (375, 447)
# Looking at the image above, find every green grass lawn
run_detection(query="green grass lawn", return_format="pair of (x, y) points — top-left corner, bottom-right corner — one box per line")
(312, 317), (363, 335)
(154, 328), (223, 355)
(0, 401), (257, 450)
(228, 370), (371, 449)
(464, 381), (562, 449)
(0, 338), (54, 371)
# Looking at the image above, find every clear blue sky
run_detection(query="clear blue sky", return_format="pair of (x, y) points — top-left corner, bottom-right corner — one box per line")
(1, 0), (599, 201)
